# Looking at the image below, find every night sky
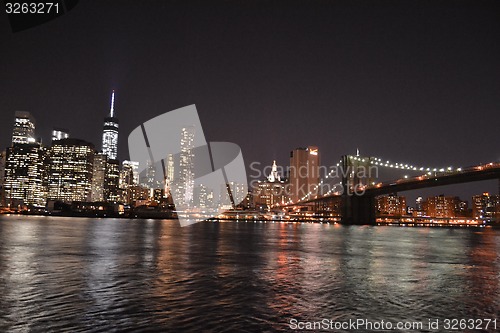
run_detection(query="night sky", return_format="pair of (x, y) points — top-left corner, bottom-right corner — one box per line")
(1, 0), (500, 203)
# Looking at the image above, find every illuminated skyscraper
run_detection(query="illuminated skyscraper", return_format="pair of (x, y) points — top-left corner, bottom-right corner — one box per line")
(52, 127), (69, 143)
(120, 160), (139, 188)
(140, 160), (157, 190)
(220, 181), (247, 209)
(46, 139), (95, 203)
(12, 111), (36, 144)
(472, 192), (500, 219)
(90, 153), (120, 203)
(164, 153), (174, 196)
(91, 153), (107, 202)
(253, 160), (287, 209)
(289, 146), (320, 202)
(193, 184), (212, 208)
(0, 150), (5, 205)
(118, 160), (140, 204)
(3, 143), (46, 207)
(4, 111), (44, 207)
(104, 159), (120, 202)
(177, 126), (195, 206)
(101, 90), (119, 160)
(166, 154), (174, 183)
(375, 194), (406, 216)
(423, 195), (462, 218)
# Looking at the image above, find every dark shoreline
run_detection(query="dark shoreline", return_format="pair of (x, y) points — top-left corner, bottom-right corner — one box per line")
(1, 211), (499, 228)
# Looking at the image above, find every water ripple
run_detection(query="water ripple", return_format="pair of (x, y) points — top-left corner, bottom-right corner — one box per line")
(0, 217), (499, 332)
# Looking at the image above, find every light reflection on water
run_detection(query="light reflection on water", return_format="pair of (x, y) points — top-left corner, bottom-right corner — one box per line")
(0, 216), (499, 332)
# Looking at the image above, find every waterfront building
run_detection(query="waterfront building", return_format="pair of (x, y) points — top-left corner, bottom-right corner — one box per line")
(413, 196), (424, 217)
(3, 111), (45, 207)
(90, 154), (120, 203)
(253, 161), (288, 209)
(488, 195), (500, 220)
(164, 154), (174, 197)
(126, 185), (150, 206)
(51, 127), (69, 143)
(120, 160), (139, 188)
(176, 126), (195, 206)
(119, 160), (139, 204)
(375, 194), (406, 216)
(238, 191), (254, 209)
(46, 139), (94, 203)
(91, 153), (107, 202)
(472, 193), (489, 219)
(472, 192), (500, 220)
(104, 159), (120, 202)
(456, 199), (469, 217)
(193, 184), (210, 208)
(151, 188), (164, 203)
(140, 160), (161, 190)
(101, 90), (119, 160)
(3, 143), (46, 207)
(0, 150), (5, 206)
(220, 181), (247, 209)
(289, 146), (320, 202)
(415, 196), (423, 211)
(12, 111), (36, 144)
(423, 195), (463, 218)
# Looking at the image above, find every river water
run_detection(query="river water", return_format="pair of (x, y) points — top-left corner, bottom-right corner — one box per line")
(0, 216), (499, 332)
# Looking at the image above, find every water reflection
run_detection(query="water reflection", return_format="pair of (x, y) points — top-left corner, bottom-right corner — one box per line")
(0, 216), (498, 332)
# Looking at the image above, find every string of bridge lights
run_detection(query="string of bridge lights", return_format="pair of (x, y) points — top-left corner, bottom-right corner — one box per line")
(284, 155), (463, 205)
(355, 156), (462, 173)
(323, 156), (461, 179)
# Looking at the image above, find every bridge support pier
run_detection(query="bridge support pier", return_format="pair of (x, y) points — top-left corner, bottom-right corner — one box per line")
(342, 194), (376, 225)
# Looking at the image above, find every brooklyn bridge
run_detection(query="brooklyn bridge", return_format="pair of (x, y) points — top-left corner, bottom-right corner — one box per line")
(282, 153), (500, 225)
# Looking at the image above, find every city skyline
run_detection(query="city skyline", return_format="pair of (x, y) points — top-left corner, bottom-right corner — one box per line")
(1, 105), (498, 207)
(4, 103), (498, 222)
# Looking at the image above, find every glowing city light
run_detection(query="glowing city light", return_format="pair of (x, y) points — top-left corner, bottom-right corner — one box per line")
(110, 90), (115, 117)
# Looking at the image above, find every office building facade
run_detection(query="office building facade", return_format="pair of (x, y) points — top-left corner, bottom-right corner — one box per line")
(3, 143), (45, 207)
(52, 128), (70, 143)
(12, 111), (36, 144)
(46, 139), (95, 203)
(289, 146), (320, 202)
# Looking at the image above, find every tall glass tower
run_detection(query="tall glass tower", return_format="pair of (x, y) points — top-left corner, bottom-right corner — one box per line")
(12, 111), (36, 144)
(101, 90), (119, 160)
(51, 127), (69, 143)
(178, 126), (195, 206)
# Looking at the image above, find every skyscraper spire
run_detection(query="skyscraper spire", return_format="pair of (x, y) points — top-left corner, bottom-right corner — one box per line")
(110, 90), (115, 117)
(267, 160), (281, 182)
(102, 90), (119, 160)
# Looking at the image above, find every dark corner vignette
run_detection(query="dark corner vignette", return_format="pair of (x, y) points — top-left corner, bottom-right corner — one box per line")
(5, 0), (79, 32)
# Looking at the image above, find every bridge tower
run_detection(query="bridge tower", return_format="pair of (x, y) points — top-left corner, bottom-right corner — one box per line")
(340, 152), (377, 191)
(340, 152), (378, 225)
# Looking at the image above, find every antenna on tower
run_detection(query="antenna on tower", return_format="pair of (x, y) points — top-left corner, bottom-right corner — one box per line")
(110, 90), (115, 117)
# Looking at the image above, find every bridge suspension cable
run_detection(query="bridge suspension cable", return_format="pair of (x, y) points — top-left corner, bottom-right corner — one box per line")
(365, 156), (461, 173)
(284, 154), (463, 206)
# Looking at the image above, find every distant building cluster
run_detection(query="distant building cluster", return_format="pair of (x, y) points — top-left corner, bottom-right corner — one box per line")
(375, 192), (500, 220)
(0, 98), (498, 222)
(250, 147), (500, 221)
(0, 96), (123, 210)
(0, 93), (250, 214)
(252, 146), (320, 210)
(0, 92), (165, 211)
